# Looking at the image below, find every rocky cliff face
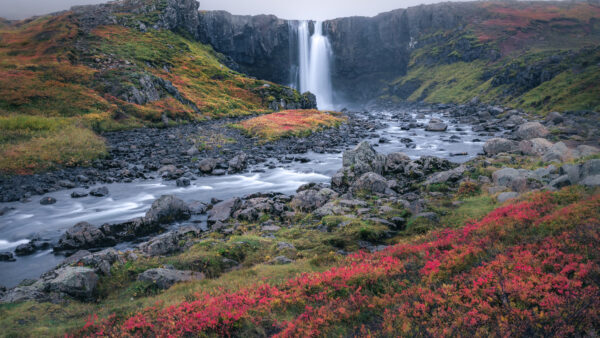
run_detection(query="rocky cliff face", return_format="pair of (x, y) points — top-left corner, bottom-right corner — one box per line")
(198, 11), (293, 85)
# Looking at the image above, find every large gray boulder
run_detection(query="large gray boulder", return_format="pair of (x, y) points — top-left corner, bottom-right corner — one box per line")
(518, 138), (553, 156)
(424, 165), (466, 185)
(351, 172), (388, 194)
(425, 119), (448, 132)
(492, 168), (532, 192)
(208, 198), (241, 224)
(581, 159), (600, 187)
(55, 222), (114, 251)
(228, 153), (248, 173)
(144, 195), (191, 225)
(384, 152), (411, 173)
(515, 122), (549, 140)
(197, 158), (218, 173)
(543, 142), (572, 162)
(139, 226), (201, 256)
(290, 188), (338, 212)
(138, 268), (204, 289)
(483, 138), (517, 156)
(43, 267), (98, 301)
(342, 141), (385, 176)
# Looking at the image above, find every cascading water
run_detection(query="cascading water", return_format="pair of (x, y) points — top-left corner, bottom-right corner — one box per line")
(294, 21), (334, 110)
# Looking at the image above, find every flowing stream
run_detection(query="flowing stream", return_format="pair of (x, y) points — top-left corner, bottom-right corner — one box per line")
(0, 110), (492, 288)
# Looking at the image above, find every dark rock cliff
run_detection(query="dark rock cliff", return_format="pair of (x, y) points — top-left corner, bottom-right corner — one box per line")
(197, 11), (293, 85)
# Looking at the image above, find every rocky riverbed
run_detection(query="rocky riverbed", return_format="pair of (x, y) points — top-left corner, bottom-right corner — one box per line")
(1, 101), (599, 299)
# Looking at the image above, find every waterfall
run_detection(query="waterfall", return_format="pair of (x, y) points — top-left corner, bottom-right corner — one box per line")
(294, 21), (334, 110)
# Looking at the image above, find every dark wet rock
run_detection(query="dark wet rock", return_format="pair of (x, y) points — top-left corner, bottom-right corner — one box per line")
(515, 122), (549, 140)
(483, 138), (517, 156)
(197, 158), (218, 173)
(208, 198), (241, 224)
(228, 152), (248, 173)
(144, 195), (191, 225)
(55, 222), (114, 251)
(0, 252), (15, 262)
(71, 190), (89, 198)
(15, 243), (36, 256)
(89, 186), (109, 197)
(0, 206), (14, 216)
(351, 172), (389, 194)
(176, 177), (191, 187)
(40, 197), (57, 205)
(138, 268), (204, 289)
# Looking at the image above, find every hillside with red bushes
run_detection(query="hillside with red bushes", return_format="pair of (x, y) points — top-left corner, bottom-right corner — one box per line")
(74, 187), (600, 337)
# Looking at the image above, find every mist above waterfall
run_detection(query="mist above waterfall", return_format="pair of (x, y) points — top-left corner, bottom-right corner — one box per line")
(291, 21), (334, 110)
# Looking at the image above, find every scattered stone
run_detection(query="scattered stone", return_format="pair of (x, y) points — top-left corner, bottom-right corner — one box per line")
(144, 195), (191, 225)
(71, 190), (88, 198)
(515, 122), (549, 140)
(89, 186), (109, 197)
(40, 197), (56, 205)
(543, 142), (572, 162)
(138, 268), (204, 289)
(483, 138), (517, 156)
(425, 119), (448, 132)
(518, 138), (553, 156)
(497, 192), (519, 203)
(270, 256), (293, 265)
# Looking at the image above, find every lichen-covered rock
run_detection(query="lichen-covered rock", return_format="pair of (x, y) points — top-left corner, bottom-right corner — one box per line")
(351, 172), (389, 194)
(515, 122), (549, 140)
(518, 138), (553, 156)
(483, 138), (517, 156)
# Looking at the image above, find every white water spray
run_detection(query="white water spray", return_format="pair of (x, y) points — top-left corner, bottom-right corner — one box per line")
(296, 21), (334, 110)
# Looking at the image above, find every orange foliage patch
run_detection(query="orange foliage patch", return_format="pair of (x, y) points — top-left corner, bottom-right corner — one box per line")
(236, 109), (346, 141)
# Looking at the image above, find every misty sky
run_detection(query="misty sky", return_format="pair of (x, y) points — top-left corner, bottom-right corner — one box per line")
(0, 0), (472, 21)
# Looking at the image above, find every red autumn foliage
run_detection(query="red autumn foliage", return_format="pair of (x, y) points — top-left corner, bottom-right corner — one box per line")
(73, 188), (600, 337)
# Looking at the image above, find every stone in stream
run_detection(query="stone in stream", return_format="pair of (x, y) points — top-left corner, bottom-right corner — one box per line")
(228, 152), (248, 173)
(89, 186), (109, 197)
(39, 197), (56, 205)
(0, 252), (16, 262)
(144, 195), (191, 225)
(70, 190), (89, 198)
(425, 119), (448, 132)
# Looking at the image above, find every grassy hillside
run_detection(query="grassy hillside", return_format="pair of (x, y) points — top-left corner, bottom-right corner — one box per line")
(384, 2), (600, 113)
(0, 4), (306, 174)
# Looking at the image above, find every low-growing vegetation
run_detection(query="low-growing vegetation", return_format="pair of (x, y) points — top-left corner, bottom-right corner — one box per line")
(233, 109), (346, 142)
(71, 187), (600, 336)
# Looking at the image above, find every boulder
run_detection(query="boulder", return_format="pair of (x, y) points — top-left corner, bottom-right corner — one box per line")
(89, 186), (109, 197)
(290, 188), (338, 212)
(43, 266), (98, 301)
(40, 197), (56, 205)
(138, 268), (204, 289)
(483, 138), (517, 156)
(351, 172), (388, 194)
(55, 222), (113, 251)
(0, 285), (46, 303)
(197, 158), (217, 173)
(71, 190), (88, 198)
(342, 141), (385, 175)
(176, 177), (190, 187)
(574, 145), (600, 159)
(208, 198), (241, 224)
(560, 164), (581, 185)
(518, 138), (553, 156)
(0, 252), (15, 262)
(228, 153), (248, 173)
(492, 168), (532, 192)
(384, 152), (411, 173)
(580, 159), (600, 186)
(424, 165), (466, 185)
(425, 119), (448, 132)
(543, 142), (572, 163)
(549, 175), (572, 189)
(270, 256), (293, 265)
(144, 195), (191, 225)
(515, 122), (549, 140)
(139, 227), (200, 256)
(545, 111), (564, 124)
